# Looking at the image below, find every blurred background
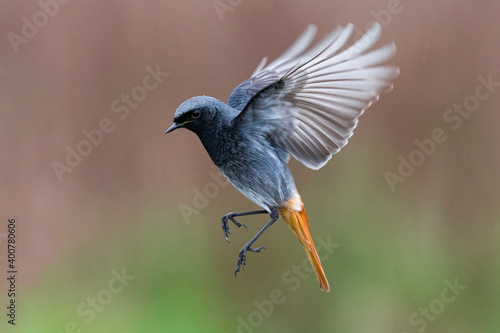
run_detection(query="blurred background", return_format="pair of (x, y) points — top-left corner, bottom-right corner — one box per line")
(1, 0), (499, 332)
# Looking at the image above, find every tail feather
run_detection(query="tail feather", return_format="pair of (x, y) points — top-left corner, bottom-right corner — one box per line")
(279, 195), (330, 292)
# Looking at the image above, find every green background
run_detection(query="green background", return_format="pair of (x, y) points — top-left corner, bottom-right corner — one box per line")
(1, 0), (499, 332)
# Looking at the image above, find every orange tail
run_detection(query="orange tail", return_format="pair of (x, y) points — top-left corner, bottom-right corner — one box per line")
(279, 194), (330, 292)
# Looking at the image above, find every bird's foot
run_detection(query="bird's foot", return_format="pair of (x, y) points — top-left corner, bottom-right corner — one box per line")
(221, 213), (247, 242)
(234, 244), (267, 276)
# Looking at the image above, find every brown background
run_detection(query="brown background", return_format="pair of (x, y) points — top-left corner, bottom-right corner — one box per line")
(1, 1), (499, 332)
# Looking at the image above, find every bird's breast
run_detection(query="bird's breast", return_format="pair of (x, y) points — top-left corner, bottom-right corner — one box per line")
(218, 140), (297, 209)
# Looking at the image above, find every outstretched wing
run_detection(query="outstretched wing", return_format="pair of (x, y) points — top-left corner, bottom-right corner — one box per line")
(229, 23), (399, 170)
(227, 24), (320, 111)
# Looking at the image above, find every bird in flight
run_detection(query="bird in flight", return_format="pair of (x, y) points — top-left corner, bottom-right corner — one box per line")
(166, 23), (398, 292)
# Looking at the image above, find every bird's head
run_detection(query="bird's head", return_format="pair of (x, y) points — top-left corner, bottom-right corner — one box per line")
(166, 96), (223, 135)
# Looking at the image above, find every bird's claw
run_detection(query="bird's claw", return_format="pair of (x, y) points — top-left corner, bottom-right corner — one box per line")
(234, 245), (267, 276)
(221, 214), (247, 242)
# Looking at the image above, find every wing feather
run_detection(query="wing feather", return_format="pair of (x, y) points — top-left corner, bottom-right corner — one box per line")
(230, 23), (399, 169)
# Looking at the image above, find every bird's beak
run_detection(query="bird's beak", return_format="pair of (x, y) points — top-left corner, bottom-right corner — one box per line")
(165, 122), (184, 134)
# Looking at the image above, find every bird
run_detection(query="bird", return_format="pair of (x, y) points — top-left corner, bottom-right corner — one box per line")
(166, 22), (399, 292)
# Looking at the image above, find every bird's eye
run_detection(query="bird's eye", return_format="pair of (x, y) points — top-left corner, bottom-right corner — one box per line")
(191, 109), (201, 119)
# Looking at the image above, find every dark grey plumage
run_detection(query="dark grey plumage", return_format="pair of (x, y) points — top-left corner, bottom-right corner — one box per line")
(172, 95), (296, 210)
(167, 22), (399, 288)
(167, 22), (398, 211)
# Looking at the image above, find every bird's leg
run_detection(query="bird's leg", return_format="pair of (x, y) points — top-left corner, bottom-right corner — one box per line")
(235, 207), (279, 276)
(221, 210), (268, 242)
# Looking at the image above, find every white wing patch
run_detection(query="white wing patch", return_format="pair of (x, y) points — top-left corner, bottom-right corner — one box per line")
(237, 23), (399, 170)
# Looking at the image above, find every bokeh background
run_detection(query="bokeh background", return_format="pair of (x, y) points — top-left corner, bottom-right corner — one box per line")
(1, 0), (499, 332)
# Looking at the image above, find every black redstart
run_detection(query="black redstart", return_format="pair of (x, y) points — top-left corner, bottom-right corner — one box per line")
(166, 23), (398, 291)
